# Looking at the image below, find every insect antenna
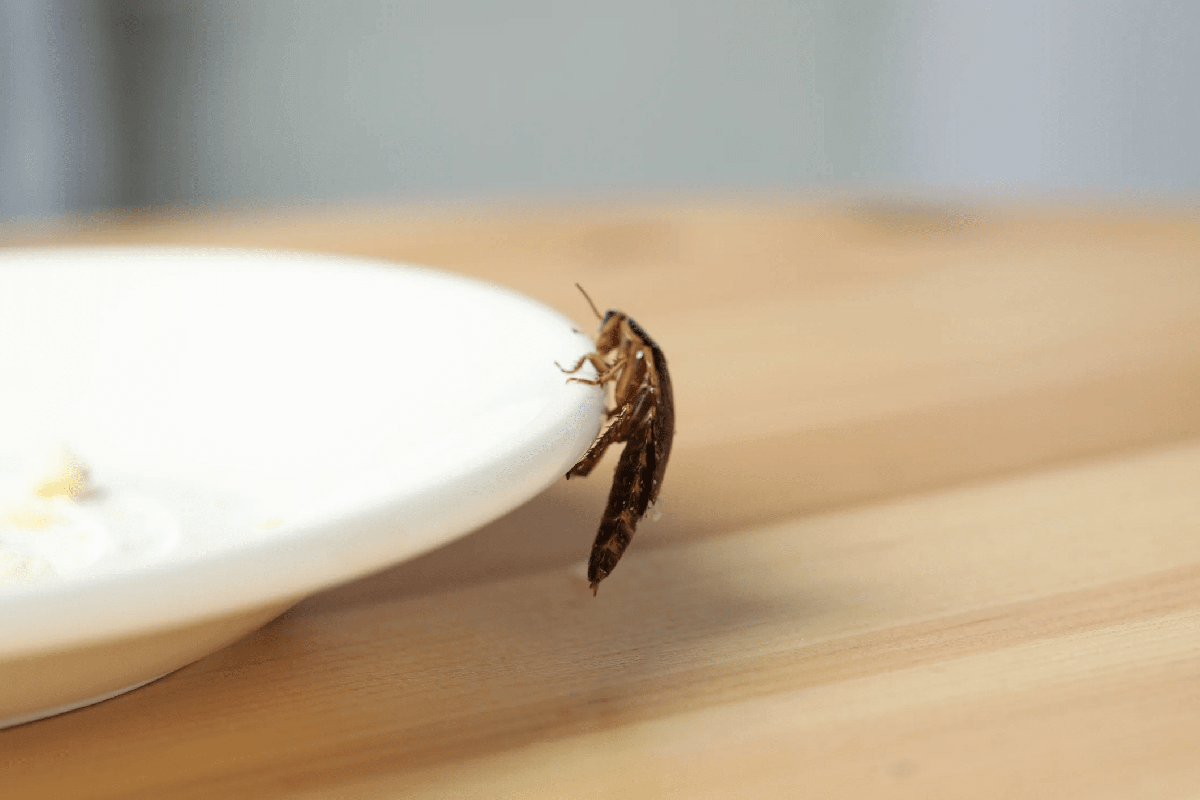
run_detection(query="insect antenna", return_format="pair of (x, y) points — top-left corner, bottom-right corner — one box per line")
(575, 283), (604, 321)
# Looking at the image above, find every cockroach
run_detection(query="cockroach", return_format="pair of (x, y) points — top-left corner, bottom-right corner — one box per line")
(558, 284), (675, 595)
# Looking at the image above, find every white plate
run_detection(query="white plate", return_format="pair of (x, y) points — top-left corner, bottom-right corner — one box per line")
(0, 247), (603, 728)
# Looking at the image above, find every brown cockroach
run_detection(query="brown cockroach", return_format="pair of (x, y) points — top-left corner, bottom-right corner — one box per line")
(558, 284), (675, 595)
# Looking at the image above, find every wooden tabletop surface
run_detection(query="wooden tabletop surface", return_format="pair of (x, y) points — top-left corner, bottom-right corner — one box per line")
(3, 199), (1200, 798)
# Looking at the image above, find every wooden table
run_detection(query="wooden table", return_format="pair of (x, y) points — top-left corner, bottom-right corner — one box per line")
(3, 199), (1200, 798)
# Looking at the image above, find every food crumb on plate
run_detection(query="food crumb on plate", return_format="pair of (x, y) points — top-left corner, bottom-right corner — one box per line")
(29, 443), (92, 499)
(0, 549), (54, 584)
(0, 443), (97, 585)
(1, 443), (92, 532)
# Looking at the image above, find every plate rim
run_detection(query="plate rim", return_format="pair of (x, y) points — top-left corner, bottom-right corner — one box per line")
(0, 246), (604, 657)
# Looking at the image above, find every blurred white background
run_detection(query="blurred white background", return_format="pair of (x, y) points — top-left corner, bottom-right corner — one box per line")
(2, 0), (1198, 220)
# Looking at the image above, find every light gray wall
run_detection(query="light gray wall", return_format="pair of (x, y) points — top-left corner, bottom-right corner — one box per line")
(114, 0), (843, 205)
(0, 1), (121, 217)
(898, 0), (1200, 191)
(2, 0), (1198, 219)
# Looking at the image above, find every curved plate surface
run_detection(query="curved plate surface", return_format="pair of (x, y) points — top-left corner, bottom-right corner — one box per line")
(0, 247), (602, 686)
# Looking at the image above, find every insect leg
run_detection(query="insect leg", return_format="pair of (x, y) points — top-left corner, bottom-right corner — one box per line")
(565, 366), (621, 387)
(566, 408), (634, 477)
(566, 385), (652, 478)
(555, 352), (608, 376)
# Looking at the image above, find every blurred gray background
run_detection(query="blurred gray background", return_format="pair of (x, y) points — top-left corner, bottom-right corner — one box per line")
(2, 0), (1198, 220)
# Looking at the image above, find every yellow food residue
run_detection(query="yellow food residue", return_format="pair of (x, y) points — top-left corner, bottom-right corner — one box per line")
(0, 444), (96, 585)
(0, 549), (54, 584)
(30, 444), (91, 499)
(5, 503), (58, 530)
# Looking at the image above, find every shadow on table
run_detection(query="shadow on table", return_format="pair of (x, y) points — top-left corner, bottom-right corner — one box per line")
(304, 480), (610, 612)
(0, 478), (839, 799)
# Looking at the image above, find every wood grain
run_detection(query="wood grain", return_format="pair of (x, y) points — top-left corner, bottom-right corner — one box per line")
(2, 200), (1199, 798)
